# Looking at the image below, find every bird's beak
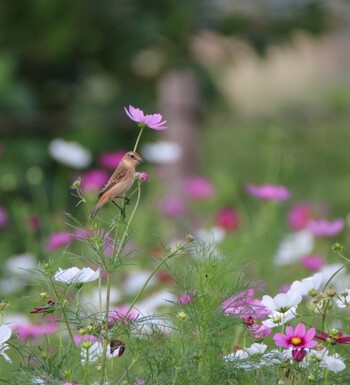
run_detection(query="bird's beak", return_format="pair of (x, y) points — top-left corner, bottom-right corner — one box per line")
(138, 159), (144, 164)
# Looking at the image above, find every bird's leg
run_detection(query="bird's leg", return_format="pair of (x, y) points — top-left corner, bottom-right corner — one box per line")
(112, 200), (126, 219)
(116, 196), (130, 205)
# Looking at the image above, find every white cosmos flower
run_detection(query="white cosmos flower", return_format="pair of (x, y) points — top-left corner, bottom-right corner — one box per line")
(195, 226), (226, 244)
(262, 308), (297, 328)
(0, 324), (12, 362)
(81, 341), (123, 364)
(5, 253), (36, 276)
(320, 263), (348, 290)
(320, 353), (346, 372)
(261, 290), (302, 313)
(141, 141), (182, 164)
(336, 289), (350, 308)
(54, 267), (99, 284)
(49, 138), (92, 169)
(274, 230), (314, 266)
(290, 272), (324, 296)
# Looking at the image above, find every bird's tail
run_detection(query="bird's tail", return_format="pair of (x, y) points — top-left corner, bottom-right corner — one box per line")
(90, 197), (107, 219)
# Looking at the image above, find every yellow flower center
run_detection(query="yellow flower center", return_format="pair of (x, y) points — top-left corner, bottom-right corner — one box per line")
(291, 337), (302, 346)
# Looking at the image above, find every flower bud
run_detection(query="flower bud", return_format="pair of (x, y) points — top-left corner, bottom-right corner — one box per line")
(82, 341), (93, 350)
(177, 311), (188, 321)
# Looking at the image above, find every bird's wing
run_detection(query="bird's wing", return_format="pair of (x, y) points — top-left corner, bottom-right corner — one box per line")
(98, 166), (129, 197)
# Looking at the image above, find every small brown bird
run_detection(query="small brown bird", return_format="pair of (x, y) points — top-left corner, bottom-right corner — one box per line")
(90, 151), (144, 219)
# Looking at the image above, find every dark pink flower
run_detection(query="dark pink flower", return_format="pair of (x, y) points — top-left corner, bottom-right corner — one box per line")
(81, 169), (109, 192)
(292, 348), (307, 362)
(26, 216), (40, 231)
(0, 206), (8, 229)
(124, 105), (167, 130)
(287, 203), (312, 230)
(159, 196), (186, 217)
(273, 323), (318, 349)
(215, 207), (240, 232)
(307, 219), (344, 237)
(46, 232), (72, 251)
(301, 255), (325, 271)
(185, 177), (215, 200)
(315, 330), (350, 345)
(99, 151), (125, 169)
(246, 184), (290, 201)
(74, 228), (94, 239)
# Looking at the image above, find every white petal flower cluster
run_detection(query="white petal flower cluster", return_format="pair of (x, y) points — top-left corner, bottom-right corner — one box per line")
(81, 341), (123, 364)
(290, 273), (324, 296)
(305, 348), (346, 373)
(141, 141), (182, 164)
(0, 324), (12, 362)
(54, 267), (100, 284)
(49, 138), (92, 169)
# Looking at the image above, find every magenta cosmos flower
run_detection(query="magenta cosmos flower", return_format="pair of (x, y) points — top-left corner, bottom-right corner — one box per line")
(81, 169), (109, 192)
(215, 207), (240, 232)
(246, 184), (290, 201)
(273, 323), (318, 349)
(99, 150), (125, 169)
(287, 203), (312, 230)
(307, 218), (344, 237)
(46, 231), (72, 251)
(124, 105), (167, 130)
(185, 177), (215, 200)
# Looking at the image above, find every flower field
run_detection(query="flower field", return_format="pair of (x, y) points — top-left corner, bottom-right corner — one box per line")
(1, 100), (350, 385)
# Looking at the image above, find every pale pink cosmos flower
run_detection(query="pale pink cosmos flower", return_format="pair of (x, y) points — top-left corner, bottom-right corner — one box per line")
(273, 323), (318, 349)
(185, 177), (215, 200)
(124, 105), (167, 130)
(99, 150), (125, 169)
(17, 321), (57, 342)
(246, 184), (290, 201)
(74, 334), (99, 346)
(307, 218), (344, 237)
(81, 169), (109, 192)
(46, 231), (72, 251)
(248, 324), (271, 339)
(178, 292), (194, 305)
(159, 196), (186, 217)
(301, 255), (325, 271)
(109, 305), (139, 325)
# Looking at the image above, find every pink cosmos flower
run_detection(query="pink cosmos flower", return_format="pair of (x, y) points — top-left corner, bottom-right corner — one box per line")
(273, 323), (318, 349)
(246, 184), (290, 201)
(99, 150), (125, 169)
(124, 105), (167, 130)
(185, 177), (215, 200)
(248, 324), (271, 339)
(74, 334), (99, 345)
(301, 255), (325, 271)
(178, 292), (194, 305)
(307, 219), (344, 237)
(81, 169), (109, 192)
(0, 206), (8, 229)
(215, 207), (240, 232)
(159, 196), (186, 217)
(46, 232), (72, 251)
(73, 228), (94, 239)
(222, 289), (271, 321)
(136, 171), (149, 182)
(109, 306), (139, 325)
(287, 203), (312, 230)
(16, 321), (57, 342)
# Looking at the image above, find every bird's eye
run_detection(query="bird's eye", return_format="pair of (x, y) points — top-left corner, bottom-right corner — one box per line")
(130, 154), (135, 159)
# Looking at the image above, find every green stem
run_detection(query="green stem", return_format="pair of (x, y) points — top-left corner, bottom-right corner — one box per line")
(124, 242), (189, 320)
(99, 271), (112, 385)
(133, 125), (145, 153)
(116, 358), (136, 385)
(49, 278), (75, 345)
